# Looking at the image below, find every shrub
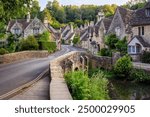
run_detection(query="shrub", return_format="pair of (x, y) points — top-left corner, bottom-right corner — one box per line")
(39, 31), (50, 42)
(65, 71), (90, 100)
(105, 34), (119, 49)
(140, 51), (150, 64)
(89, 71), (110, 100)
(98, 48), (112, 57)
(65, 70), (110, 100)
(19, 36), (39, 51)
(115, 37), (127, 55)
(130, 68), (150, 82)
(39, 42), (57, 53)
(0, 48), (9, 55)
(114, 55), (133, 78)
(72, 35), (79, 45)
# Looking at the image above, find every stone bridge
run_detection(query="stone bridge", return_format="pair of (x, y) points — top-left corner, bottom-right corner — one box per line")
(49, 51), (113, 100)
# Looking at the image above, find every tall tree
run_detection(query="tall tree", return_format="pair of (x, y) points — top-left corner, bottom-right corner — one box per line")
(30, 0), (40, 18)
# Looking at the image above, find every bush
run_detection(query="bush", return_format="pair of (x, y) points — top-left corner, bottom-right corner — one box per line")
(65, 70), (110, 100)
(114, 55), (133, 78)
(72, 35), (79, 45)
(140, 51), (150, 64)
(0, 48), (9, 55)
(39, 42), (57, 53)
(105, 34), (119, 49)
(38, 31), (50, 42)
(98, 48), (112, 57)
(19, 36), (39, 51)
(89, 71), (110, 100)
(115, 37), (127, 55)
(65, 71), (90, 100)
(130, 69), (150, 82)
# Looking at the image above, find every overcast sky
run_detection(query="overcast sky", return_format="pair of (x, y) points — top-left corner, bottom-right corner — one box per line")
(38, 0), (129, 10)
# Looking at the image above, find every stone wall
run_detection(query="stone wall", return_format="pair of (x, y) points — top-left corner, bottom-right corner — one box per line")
(90, 55), (112, 70)
(0, 51), (49, 64)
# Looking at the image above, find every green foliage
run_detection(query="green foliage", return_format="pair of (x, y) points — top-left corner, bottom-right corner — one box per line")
(39, 31), (50, 42)
(114, 55), (133, 78)
(98, 48), (112, 57)
(30, 0), (40, 18)
(115, 37), (127, 55)
(130, 69), (150, 83)
(19, 36), (39, 51)
(65, 70), (110, 100)
(89, 71), (110, 100)
(0, 48), (9, 55)
(72, 35), (79, 45)
(103, 4), (117, 17)
(140, 51), (150, 64)
(105, 34), (119, 49)
(39, 42), (56, 53)
(65, 71), (90, 100)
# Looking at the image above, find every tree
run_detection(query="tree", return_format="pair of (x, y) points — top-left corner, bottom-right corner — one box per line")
(30, 0), (40, 18)
(73, 35), (80, 45)
(103, 4), (117, 17)
(115, 37), (127, 55)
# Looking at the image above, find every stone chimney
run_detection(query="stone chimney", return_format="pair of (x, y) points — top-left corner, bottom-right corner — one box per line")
(97, 12), (104, 22)
(27, 12), (31, 22)
(44, 17), (49, 28)
(90, 21), (94, 26)
(70, 24), (74, 33)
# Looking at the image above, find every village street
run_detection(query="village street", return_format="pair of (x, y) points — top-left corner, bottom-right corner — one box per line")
(0, 45), (85, 97)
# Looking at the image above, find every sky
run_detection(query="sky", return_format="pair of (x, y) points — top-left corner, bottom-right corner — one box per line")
(38, 0), (129, 10)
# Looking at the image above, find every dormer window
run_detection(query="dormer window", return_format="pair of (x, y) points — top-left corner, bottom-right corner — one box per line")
(14, 28), (20, 35)
(33, 28), (40, 35)
(115, 27), (121, 37)
(145, 8), (150, 17)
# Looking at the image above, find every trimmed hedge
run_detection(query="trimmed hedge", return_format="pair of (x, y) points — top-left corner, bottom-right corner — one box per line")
(140, 51), (150, 64)
(39, 41), (57, 53)
(0, 48), (9, 55)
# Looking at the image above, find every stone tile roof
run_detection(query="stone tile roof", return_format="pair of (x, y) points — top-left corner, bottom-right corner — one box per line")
(129, 35), (150, 47)
(130, 2), (150, 26)
(65, 32), (74, 40)
(7, 19), (33, 32)
(118, 7), (133, 24)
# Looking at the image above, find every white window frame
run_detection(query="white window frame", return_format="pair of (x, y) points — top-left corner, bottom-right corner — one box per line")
(128, 45), (137, 54)
(33, 28), (40, 35)
(14, 28), (20, 35)
(115, 27), (121, 37)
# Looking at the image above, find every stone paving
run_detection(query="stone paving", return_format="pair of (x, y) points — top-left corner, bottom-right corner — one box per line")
(10, 76), (50, 100)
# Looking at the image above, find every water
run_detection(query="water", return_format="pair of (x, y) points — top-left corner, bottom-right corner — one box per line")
(109, 80), (150, 100)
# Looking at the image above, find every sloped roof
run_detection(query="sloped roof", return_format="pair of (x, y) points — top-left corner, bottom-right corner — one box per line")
(7, 19), (33, 32)
(65, 32), (74, 40)
(117, 7), (133, 25)
(129, 35), (150, 47)
(130, 2), (150, 26)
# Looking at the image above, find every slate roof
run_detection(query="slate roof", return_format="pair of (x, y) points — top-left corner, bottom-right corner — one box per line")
(7, 19), (33, 32)
(130, 2), (150, 26)
(118, 7), (133, 25)
(129, 35), (150, 47)
(65, 33), (74, 40)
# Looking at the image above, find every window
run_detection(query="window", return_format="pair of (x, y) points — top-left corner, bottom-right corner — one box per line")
(145, 8), (150, 17)
(115, 27), (121, 36)
(33, 28), (40, 35)
(128, 46), (132, 53)
(132, 46), (135, 53)
(14, 28), (20, 35)
(138, 27), (144, 36)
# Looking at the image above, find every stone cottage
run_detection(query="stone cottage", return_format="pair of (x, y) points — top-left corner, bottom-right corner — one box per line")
(61, 24), (75, 45)
(128, 1), (150, 60)
(6, 13), (53, 40)
(107, 7), (133, 40)
(79, 12), (112, 54)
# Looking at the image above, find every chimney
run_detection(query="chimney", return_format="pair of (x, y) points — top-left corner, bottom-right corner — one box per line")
(27, 12), (31, 22)
(70, 24), (74, 33)
(90, 21), (94, 26)
(44, 17), (49, 27)
(97, 12), (104, 22)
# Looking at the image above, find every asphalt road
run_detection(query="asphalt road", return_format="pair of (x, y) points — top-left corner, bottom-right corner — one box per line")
(0, 45), (85, 96)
